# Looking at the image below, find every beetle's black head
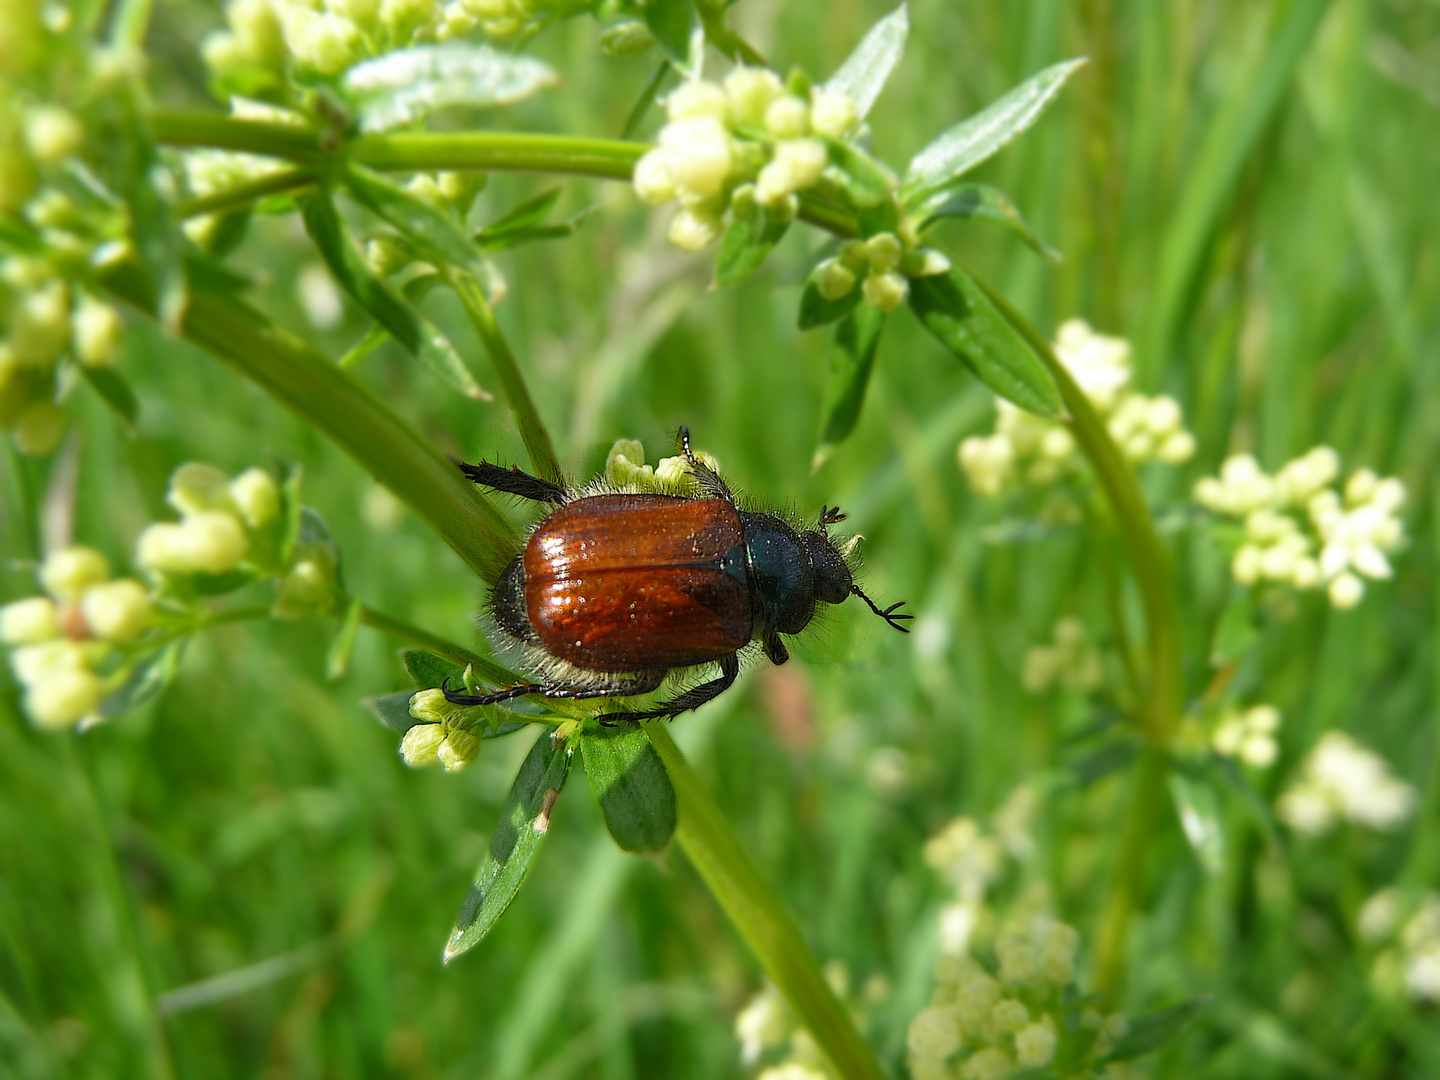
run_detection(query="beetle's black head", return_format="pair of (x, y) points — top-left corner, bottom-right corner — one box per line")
(740, 505), (910, 664)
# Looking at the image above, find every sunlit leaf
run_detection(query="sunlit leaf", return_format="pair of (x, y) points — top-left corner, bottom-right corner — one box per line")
(1169, 768), (1225, 876)
(580, 725), (677, 853)
(917, 182), (1060, 262)
(95, 642), (183, 720)
(903, 59), (1086, 203)
(814, 306), (885, 468)
(342, 43), (559, 133)
(823, 3), (908, 119)
(713, 198), (789, 288)
(908, 268), (1063, 417)
(403, 648), (464, 689)
(445, 732), (573, 961)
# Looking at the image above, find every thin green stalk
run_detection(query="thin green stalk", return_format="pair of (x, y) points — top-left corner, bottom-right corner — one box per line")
(108, 0), (154, 48)
(448, 270), (562, 484)
(100, 263), (519, 585)
(357, 603), (517, 685)
(643, 721), (887, 1080)
(178, 167), (319, 219)
(148, 109), (324, 161)
(349, 132), (644, 179)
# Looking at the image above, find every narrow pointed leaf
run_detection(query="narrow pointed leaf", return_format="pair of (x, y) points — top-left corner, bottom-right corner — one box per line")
(823, 3), (908, 119)
(643, 0), (697, 66)
(445, 733), (573, 961)
(341, 43), (558, 133)
(403, 648), (465, 689)
(365, 690), (419, 731)
(917, 183), (1060, 262)
(1168, 770), (1225, 876)
(798, 274), (861, 330)
(1098, 998), (1208, 1063)
(908, 268), (1063, 417)
(814, 307), (885, 468)
(714, 198), (789, 288)
(580, 725), (677, 852)
(96, 643), (183, 720)
(344, 164), (486, 278)
(326, 597), (363, 681)
(80, 365), (140, 428)
(903, 58), (1086, 201)
(481, 188), (561, 241)
(821, 138), (895, 208)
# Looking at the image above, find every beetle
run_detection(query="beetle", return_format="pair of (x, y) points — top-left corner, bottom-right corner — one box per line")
(442, 427), (912, 722)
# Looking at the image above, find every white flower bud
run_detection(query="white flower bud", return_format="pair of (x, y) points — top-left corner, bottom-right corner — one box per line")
(400, 722), (446, 766)
(865, 232), (902, 273)
(23, 106), (84, 164)
(80, 579), (152, 642)
(1194, 476), (1226, 510)
(657, 118), (732, 199)
(280, 8), (361, 75)
(965, 1046), (1014, 1080)
(989, 998), (1029, 1034)
(1, 596), (60, 644)
(9, 639), (105, 688)
(772, 138), (827, 191)
(1248, 704), (1281, 733)
(1345, 468), (1379, 505)
(1240, 732), (1278, 768)
(665, 80), (730, 122)
(814, 259), (856, 300)
(724, 68), (783, 127)
(1232, 544), (1263, 586)
(12, 401), (67, 456)
(1328, 571), (1363, 609)
(995, 936), (1036, 984)
(1122, 431), (1154, 461)
(137, 513), (249, 576)
(41, 546), (110, 601)
(809, 89), (858, 138)
(1353, 542), (1393, 580)
(906, 1005), (961, 1063)
(230, 468), (280, 529)
(72, 296), (124, 368)
(25, 666), (105, 729)
(1373, 477), (1405, 513)
(1015, 1017), (1058, 1068)
(1260, 541), (1299, 581)
(764, 95), (809, 139)
(1039, 427), (1074, 461)
(903, 247), (951, 277)
(1158, 430), (1196, 464)
(1145, 395), (1182, 436)
(862, 270), (908, 313)
(225, 0), (285, 67)
(439, 726), (480, 770)
(632, 149), (677, 206)
(668, 206), (723, 251)
(754, 159), (796, 207)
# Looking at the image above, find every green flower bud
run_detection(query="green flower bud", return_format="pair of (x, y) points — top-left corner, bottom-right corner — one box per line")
(900, 247), (951, 278)
(399, 722), (446, 766)
(229, 468), (280, 529)
(325, 0), (381, 30)
(439, 726), (480, 771)
(814, 258), (856, 301)
(864, 232), (902, 273)
(272, 552), (337, 615)
(73, 295), (124, 368)
(763, 95), (809, 139)
(409, 687), (465, 724)
(665, 81), (730, 123)
(280, 7), (361, 75)
(405, 173), (446, 207)
(365, 236), (412, 277)
(809, 89), (857, 139)
(25, 666), (105, 729)
(380, 0), (433, 38)
(598, 19), (653, 58)
(168, 462), (237, 517)
(437, 171), (483, 214)
(9, 280), (71, 367)
(1, 596), (60, 645)
(79, 579), (152, 643)
(605, 438), (647, 486)
(22, 106), (82, 164)
(41, 546), (109, 601)
(724, 67), (783, 128)
(861, 270), (908, 313)
(838, 239), (869, 270)
(668, 207), (724, 251)
(12, 399), (66, 455)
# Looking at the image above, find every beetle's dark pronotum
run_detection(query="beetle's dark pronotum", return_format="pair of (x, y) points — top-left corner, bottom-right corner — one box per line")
(443, 427), (911, 722)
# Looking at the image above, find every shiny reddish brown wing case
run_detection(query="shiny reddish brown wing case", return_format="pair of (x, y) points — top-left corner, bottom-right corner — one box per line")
(524, 494), (754, 671)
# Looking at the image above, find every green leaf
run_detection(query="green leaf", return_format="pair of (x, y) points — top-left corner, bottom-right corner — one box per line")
(917, 183), (1060, 263)
(79, 365), (139, 429)
(902, 58), (1086, 203)
(823, 3), (908, 119)
(621, 59), (673, 140)
(1099, 998), (1208, 1063)
(299, 189), (488, 400)
(714, 198), (789, 288)
(96, 643), (182, 720)
(445, 732), (573, 961)
(1070, 741), (1138, 786)
(580, 725), (677, 853)
(814, 307), (885, 468)
(485, 188), (561, 238)
(477, 189), (594, 253)
(798, 274), (862, 330)
(341, 43), (559, 133)
(1168, 769), (1224, 876)
(365, 690), (418, 731)
(326, 597), (363, 681)
(1210, 595), (1259, 665)
(344, 164), (486, 278)
(403, 648), (466, 689)
(821, 138), (895, 209)
(642, 0), (696, 66)
(907, 268), (1063, 417)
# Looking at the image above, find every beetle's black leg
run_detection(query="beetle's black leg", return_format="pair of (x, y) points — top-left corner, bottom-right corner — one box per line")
(441, 669), (667, 709)
(454, 459), (568, 504)
(851, 585), (915, 633)
(442, 680), (546, 706)
(676, 425), (735, 503)
(607, 652), (740, 722)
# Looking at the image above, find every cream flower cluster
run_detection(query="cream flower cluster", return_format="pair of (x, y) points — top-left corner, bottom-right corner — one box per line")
(1194, 449), (1405, 609)
(632, 72), (858, 253)
(1, 546), (155, 730)
(1210, 703), (1281, 769)
(1360, 889), (1440, 1005)
(137, 463), (280, 578)
(1275, 731), (1415, 836)
(400, 688), (482, 771)
(959, 320), (1195, 495)
(1020, 617), (1102, 695)
(604, 437), (721, 495)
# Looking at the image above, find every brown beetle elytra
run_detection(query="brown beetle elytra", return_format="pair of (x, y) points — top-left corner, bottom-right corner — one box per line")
(445, 427), (911, 722)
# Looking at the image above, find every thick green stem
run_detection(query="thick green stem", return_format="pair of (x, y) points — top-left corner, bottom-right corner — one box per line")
(643, 721), (887, 1080)
(100, 264), (519, 585)
(149, 109), (323, 161)
(448, 270), (562, 484)
(350, 132), (644, 179)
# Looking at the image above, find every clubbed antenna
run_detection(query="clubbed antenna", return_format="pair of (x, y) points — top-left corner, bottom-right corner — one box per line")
(851, 585), (914, 633)
(818, 504), (847, 527)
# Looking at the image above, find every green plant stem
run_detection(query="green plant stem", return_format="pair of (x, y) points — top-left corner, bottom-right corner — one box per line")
(349, 132), (644, 179)
(108, 0), (154, 48)
(642, 721), (887, 1080)
(357, 603), (516, 684)
(448, 270), (562, 484)
(100, 263), (519, 585)
(178, 167), (319, 219)
(148, 109), (323, 161)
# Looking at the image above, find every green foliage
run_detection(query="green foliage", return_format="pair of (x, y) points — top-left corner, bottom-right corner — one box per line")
(580, 724), (678, 852)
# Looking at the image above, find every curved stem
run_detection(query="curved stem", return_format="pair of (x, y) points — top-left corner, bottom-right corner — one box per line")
(643, 721), (887, 1080)
(179, 167), (319, 219)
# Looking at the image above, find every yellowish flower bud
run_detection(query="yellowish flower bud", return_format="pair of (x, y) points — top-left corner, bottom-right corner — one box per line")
(668, 207), (723, 251)
(809, 89), (858, 138)
(814, 259), (856, 301)
(861, 270), (908, 313)
(1232, 544), (1263, 586)
(439, 726), (480, 770)
(326, 0), (380, 29)
(838, 239), (869, 270)
(995, 936), (1036, 984)
(79, 579), (152, 642)
(632, 149), (677, 206)
(989, 998), (1029, 1034)
(72, 296), (124, 368)
(1345, 468), (1379, 506)
(1328, 571), (1363, 609)
(168, 462), (236, 517)
(9, 639), (104, 689)
(381, 0), (433, 36)
(724, 68), (783, 127)
(9, 281), (71, 367)
(763, 95), (809, 139)
(229, 468), (280, 529)
(598, 20), (653, 58)
(1, 596), (60, 645)
(41, 546), (109, 601)
(25, 666), (105, 729)
(12, 400), (66, 455)
(665, 80), (730, 123)
(865, 232), (903, 273)
(409, 687), (465, 724)
(273, 555), (335, 614)
(280, 7), (360, 75)
(1015, 1017), (1058, 1068)
(773, 138), (828, 191)
(137, 513), (249, 576)
(1158, 430), (1196, 464)
(23, 106), (83, 163)
(657, 118), (732, 199)
(965, 1046), (1014, 1080)
(400, 722), (446, 766)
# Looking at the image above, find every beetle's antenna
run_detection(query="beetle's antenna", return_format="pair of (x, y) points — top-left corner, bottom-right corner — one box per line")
(851, 585), (914, 633)
(818, 504), (847, 527)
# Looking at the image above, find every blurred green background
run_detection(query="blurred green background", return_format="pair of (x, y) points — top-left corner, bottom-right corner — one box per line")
(2, 0), (1438, 1076)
